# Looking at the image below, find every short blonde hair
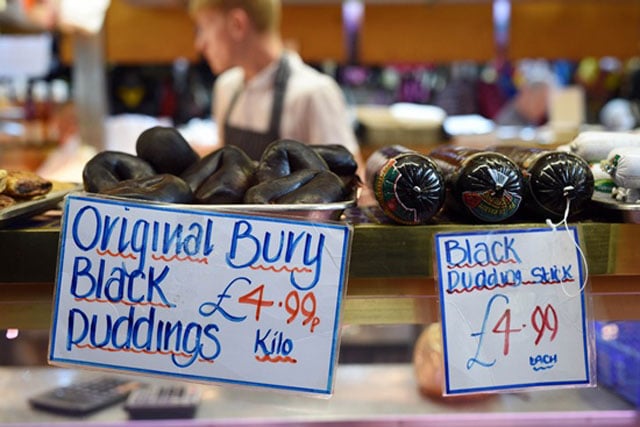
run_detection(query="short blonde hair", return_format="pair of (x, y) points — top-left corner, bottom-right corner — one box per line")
(189, 0), (281, 33)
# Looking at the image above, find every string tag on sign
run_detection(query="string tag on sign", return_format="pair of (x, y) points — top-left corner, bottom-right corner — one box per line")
(545, 186), (588, 297)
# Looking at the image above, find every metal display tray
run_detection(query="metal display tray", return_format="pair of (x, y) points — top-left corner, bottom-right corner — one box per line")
(78, 191), (358, 222)
(591, 190), (640, 224)
(0, 182), (82, 228)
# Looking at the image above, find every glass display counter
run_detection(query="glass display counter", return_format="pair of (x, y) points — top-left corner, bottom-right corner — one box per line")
(0, 210), (639, 425)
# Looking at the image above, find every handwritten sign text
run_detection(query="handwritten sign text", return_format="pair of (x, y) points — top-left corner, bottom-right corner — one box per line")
(435, 228), (591, 395)
(49, 194), (351, 395)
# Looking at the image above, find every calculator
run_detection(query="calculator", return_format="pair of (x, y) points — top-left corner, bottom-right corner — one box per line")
(124, 384), (201, 419)
(28, 376), (142, 416)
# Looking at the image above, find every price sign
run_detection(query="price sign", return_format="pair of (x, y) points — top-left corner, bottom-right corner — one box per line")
(434, 227), (592, 395)
(49, 194), (352, 395)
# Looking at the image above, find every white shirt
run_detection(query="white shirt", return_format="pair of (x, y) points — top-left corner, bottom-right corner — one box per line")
(212, 52), (360, 156)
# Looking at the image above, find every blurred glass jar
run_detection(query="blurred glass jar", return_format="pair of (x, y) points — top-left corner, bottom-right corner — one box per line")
(413, 322), (446, 398)
(413, 322), (491, 402)
(600, 98), (637, 131)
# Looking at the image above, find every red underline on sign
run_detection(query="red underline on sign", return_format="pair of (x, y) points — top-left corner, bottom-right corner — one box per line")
(447, 282), (518, 294)
(74, 344), (214, 364)
(255, 355), (297, 363)
(522, 279), (576, 285)
(250, 265), (312, 273)
(74, 297), (173, 309)
(151, 254), (209, 264)
(96, 249), (137, 259)
(446, 278), (576, 294)
(523, 278), (576, 285)
(448, 259), (518, 269)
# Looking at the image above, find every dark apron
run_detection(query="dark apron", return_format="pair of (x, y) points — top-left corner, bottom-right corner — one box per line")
(223, 55), (290, 161)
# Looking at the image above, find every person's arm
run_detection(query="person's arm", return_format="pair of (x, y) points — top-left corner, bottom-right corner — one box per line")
(300, 78), (359, 153)
(291, 78), (368, 194)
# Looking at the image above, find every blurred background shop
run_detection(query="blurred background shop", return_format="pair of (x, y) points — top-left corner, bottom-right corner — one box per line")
(2, 0), (640, 425)
(3, 0), (640, 177)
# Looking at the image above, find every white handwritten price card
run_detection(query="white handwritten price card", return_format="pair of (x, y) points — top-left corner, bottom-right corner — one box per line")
(49, 194), (352, 395)
(434, 227), (592, 395)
